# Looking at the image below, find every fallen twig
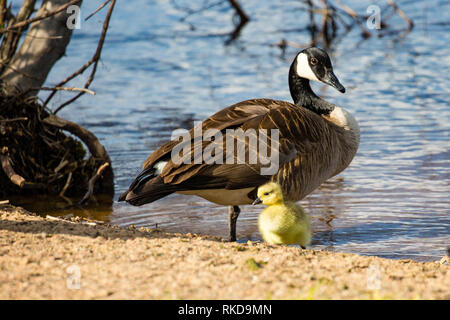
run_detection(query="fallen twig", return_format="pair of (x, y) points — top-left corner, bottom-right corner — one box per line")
(0, 153), (45, 189)
(0, 153), (25, 187)
(78, 162), (110, 205)
(46, 214), (77, 224)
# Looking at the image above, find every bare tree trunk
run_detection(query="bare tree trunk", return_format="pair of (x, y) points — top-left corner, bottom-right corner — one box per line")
(0, 0), (82, 96)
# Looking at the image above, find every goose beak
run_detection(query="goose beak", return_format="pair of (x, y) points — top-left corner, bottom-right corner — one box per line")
(322, 70), (346, 93)
(252, 197), (262, 205)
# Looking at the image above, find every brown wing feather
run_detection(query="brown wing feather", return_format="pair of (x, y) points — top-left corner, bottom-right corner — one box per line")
(122, 98), (346, 204)
(141, 99), (273, 170)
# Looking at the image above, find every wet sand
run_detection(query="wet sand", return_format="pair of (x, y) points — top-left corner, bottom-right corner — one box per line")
(0, 204), (448, 299)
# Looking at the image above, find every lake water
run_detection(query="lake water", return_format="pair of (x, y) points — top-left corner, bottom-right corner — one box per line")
(15, 0), (450, 262)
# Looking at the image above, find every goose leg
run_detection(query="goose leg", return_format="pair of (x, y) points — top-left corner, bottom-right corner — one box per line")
(228, 205), (240, 242)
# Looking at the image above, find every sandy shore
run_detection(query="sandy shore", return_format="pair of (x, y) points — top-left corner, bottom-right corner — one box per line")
(0, 204), (448, 299)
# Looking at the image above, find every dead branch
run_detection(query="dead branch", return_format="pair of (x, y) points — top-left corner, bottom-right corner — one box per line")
(273, 39), (307, 49)
(85, 0), (111, 21)
(0, 117), (28, 123)
(39, 86), (95, 95)
(177, 0), (225, 23)
(331, 0), (370, 38)
(334, 0), (358, 18)
(78, 162), (109, 205)
(0, 153), (45, 189)
(228, 0), (249, 23)
(4, 28), (63, 40)
(305, 0), (317, 37)
(225, 0), (249, 44)
(0, 153), (25, 187)
(0, 0), (36, 64)
(291, 0), (413, 48)
(0, 0), (81, 34)
(45, 0), (116, 112)
(0, 0), (7, 31)
(11, 86), (94, 102)
(59, 170), (72, 197)
(386, 0), (414, 29)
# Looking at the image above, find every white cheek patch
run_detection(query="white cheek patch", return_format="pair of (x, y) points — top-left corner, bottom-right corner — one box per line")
(296, 53), (320, 82)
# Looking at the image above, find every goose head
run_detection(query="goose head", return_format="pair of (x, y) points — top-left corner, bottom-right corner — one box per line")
(252, 182), (284, 206)
(289, 47), (345, 112)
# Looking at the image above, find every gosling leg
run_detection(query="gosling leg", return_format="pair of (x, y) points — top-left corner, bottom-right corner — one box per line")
(228, 205), (240, 242)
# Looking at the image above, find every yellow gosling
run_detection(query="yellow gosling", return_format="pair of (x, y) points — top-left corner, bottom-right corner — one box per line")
(253, 182), (311, 248)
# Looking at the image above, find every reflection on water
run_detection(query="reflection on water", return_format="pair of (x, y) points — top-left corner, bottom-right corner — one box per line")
(10, 1), (449, 262)
(9, 194), (114, 222)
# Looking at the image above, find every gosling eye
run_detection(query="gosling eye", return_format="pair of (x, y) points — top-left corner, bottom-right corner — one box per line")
(263, 192), (270, 196)
(310, 57), (318, 65)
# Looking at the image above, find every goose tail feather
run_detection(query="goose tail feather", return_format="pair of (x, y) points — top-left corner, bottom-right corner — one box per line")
(118, 168), (176, 206)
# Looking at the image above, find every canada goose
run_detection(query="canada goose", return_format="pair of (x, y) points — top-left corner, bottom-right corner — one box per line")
(118, 47), (360, 242)
(253, 182), (311, 248)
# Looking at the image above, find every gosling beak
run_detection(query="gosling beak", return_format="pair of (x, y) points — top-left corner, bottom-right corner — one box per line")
(322, 70), (345, 93)
(252, 197), (262, 205)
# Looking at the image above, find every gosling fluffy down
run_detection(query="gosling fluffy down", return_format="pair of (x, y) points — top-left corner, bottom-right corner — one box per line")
(254, 182), (311, 248)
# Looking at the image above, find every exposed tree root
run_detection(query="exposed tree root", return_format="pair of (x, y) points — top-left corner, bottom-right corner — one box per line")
(0, 95), (113, 200)
(0, 1), (116, 203)
(78, 162), (110, 205)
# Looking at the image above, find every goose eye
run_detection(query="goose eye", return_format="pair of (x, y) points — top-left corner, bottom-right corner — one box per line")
(310, 57), (318, 65)
(263, 192), (269, 196)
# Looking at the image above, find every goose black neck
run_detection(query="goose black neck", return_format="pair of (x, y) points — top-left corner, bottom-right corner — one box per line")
(288, 63), (335, 116)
